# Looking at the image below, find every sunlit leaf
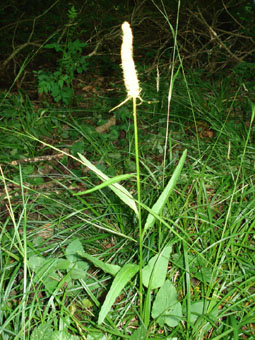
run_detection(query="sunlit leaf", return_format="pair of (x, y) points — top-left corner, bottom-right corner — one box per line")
(65, 239), (84, 263)
(188, 300), (218, 324)
(31, 323), (53, 340)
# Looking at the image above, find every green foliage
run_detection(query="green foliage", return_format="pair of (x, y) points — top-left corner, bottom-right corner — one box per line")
(34, 6), (88, 105)
(70, 140), (86, 156)
(235, 2), (255, 36)
(143, 150), (187, 236)
(78, 250), (121, 276)
(0, 93), (62, 163)
(1, 94), (255, 338)
(142, 244), (172, 289)
(233, 61), (255, 95)
(187, 300), (218, 325)
(78, 240), (182, 330)
(98, 263), (139, 325)
(1, 3), (255, 337)
(31, 322), (80, 340)
(77, 153), (139, 216)
(151, 280), (182, 328)
(29, 239), (89, 293)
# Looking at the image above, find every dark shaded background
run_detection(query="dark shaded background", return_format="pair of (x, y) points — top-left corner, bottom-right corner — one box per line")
(0, 0), (254, 92)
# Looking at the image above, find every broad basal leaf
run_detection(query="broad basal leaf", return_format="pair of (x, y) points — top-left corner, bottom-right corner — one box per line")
(31, 323), (53, 340)
(142, 243), (172, 289)
(188, 300), (218, 324)
(130, 325), (147, 340)
(152, 280), (182, 328)
(66, 239), (84, 263)
(51, 330), (79, 340)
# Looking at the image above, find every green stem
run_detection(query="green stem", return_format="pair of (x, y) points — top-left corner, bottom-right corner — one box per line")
(132, 96), (143, 318)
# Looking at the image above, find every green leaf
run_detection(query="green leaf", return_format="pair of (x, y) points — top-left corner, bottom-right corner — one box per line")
(29, 255), (46, 270)
(87, 333), (108, 340)
(77, 251), (120, 276)
(58, 79), (64, 88)
(98, 263), (139, 324)
(78, 153), (138, 215)
(29, 256), (70, 272)
(69, 261), (88, 280)
(130, 325), (147, 340)
(188, 300), (218, 324)
(142, 243), (172, 289)
(152, 280), (182, 328)
(29, 176), (44, 186)
(31, 323), (53, 340)
(143, 149), (187, 236)
(55, 259), (71, 270)
(194, 267), (213, 283)
(23, 164), (34, 175)
(81, 298), (93, 309)
(74, 173), (135, 195)
(66, 239), (84, 263)
(45, 43), (59, 50)
(71, 141), (85, 156)
(29, 256), (71, 292)
(51, 330), (79, 340)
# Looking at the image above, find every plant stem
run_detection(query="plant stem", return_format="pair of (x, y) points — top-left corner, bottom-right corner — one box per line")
(132, 96), (143, 318)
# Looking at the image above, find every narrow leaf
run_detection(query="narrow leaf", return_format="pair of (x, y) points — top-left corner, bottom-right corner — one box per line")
(77, 251), (120, 276)
(143, 150), (187, 236)
(74, 173), (134, 195)
(78, 153), (138, 215)
(98, 263), (139, 324)
(142, 243), (172, 289)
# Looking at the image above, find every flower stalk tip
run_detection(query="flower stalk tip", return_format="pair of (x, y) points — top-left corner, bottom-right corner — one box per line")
(121, 21), (141, 99)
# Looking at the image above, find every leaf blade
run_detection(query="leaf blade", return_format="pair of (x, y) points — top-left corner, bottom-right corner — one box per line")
(142, 243), (172, 289)
(152, 280), (182, 327)
(77, 251), (120, 276)
(98, 263), (139, 324)
(74, 173), (134, 195)
(78, 153), (138, 215)
(143, 149), (187, 236)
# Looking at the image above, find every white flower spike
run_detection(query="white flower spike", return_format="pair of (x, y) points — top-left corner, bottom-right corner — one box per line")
(121, 21), (141, 98)
(109, 21), (142, 112)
